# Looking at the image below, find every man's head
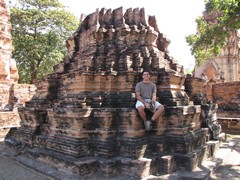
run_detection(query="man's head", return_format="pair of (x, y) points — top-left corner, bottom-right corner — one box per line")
(142, 71), (150, 82)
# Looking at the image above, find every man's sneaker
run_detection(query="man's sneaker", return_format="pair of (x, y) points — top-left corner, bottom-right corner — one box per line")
(144, 120), (151, 131)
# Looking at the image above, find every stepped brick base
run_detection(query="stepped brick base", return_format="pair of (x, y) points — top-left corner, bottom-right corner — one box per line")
(6, 127), (220, 179)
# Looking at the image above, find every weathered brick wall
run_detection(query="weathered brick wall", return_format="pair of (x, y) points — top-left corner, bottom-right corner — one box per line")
(184, 75), (240, 134)
(0, 83), (36, 139)
(205, 84), (213, 102)
(212, 81), (240, 134)
(212, 81), (240, 114)
(0, 81), (13, 109)
(0, 80), (36, 110)
(17, 84), (36, 105)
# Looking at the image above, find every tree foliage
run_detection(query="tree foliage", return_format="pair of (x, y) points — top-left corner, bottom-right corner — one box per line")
(186, 0), (240, 66)
(8, 0), (79, 83)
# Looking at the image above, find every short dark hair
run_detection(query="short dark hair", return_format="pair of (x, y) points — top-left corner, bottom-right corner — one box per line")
(142, 70), (150, 76)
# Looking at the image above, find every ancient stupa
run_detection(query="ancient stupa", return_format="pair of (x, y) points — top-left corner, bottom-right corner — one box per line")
(6, 7), (219, 178)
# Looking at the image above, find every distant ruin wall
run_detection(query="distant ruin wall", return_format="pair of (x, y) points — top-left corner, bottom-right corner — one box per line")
(212, 81), (240, 114)
(185, 75), (240, 116)
(212, 81), (240, 134)
(205, 84), (213, 102)
(185, 75), (240, 134)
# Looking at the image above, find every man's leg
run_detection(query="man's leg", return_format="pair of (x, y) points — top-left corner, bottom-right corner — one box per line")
(137, 107), (151, 131)
(137, 106), (147, 121)
(151, 104), (164, 121)
(136, 101), (151, 131)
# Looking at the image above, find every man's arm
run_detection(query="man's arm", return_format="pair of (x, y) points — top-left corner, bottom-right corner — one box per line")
(136, 92), (146, 104)
(136, 92), (151, 109)
(151, 91), (156, 102)
(151, 91), (157, 107)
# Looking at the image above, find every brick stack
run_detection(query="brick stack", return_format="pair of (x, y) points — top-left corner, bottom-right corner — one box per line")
(6, 7), (218, 179)
(184, 74), (207, 102)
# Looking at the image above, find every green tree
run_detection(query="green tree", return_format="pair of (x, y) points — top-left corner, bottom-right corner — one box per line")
(8, 0), (79, 83)
(186, 0), (240, 66)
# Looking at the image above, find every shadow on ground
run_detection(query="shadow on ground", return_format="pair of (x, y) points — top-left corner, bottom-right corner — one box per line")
(210, 135), (240, 180)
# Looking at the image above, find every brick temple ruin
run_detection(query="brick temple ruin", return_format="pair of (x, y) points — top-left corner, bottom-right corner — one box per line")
(193, 10), (240, 83)
(2, 2), (238, 178)
(0, 0), (35, 139)
(192, 9), (240, 135)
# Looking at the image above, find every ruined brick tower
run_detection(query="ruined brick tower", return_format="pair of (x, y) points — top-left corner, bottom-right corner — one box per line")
(6, 7), (217, 178)
(193, 10), (240, 83)
(0, 0), (20, 138)
(0, 0), (18, 105)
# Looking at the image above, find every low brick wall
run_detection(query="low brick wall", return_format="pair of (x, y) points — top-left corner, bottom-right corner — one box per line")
(17, 84), (36, 105)
(0, 83), (36, 110)
(205, 84), (213, 102)
(217, 117), (240, 135)
(212, 81), (240, 112)
(212, 81), (240, 134)
(0, 83), (36, 139)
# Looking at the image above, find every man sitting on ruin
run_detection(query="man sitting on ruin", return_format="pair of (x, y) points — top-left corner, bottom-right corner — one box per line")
(135, 71), (164, 131)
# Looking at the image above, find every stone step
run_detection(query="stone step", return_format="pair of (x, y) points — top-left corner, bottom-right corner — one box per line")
(23, 139), (219, 179)
(24, 147), (176, 179)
